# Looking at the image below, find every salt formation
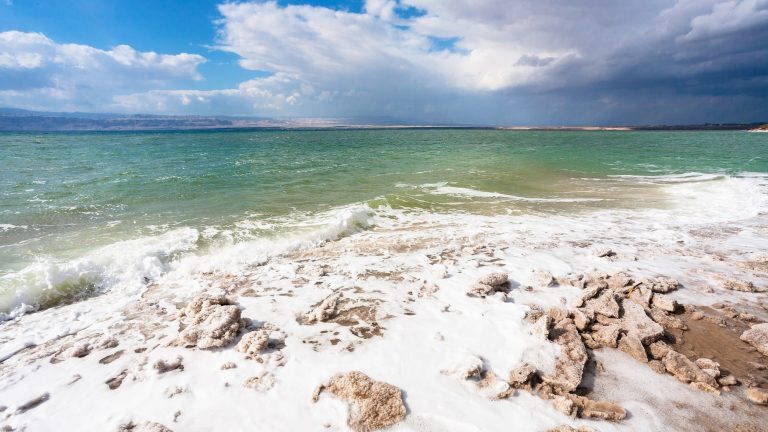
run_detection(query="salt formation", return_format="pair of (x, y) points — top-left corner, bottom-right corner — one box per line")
(560, 271), (746, 398)
(740, 323), (768, 356)
(243, 372), (276, 392)
(312, 371), (407, 432)
(746, 387), (768, 405)
(299, 292), (341, 324)
(467, 272), (509, 297)
(153, 356), (183, 373)
(178, 294), (245, 349)
(235, 330), (270, 359)
(440, 353), (513, 400)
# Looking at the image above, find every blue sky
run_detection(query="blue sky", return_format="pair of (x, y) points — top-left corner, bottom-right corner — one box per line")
(1, 0), (767, 125)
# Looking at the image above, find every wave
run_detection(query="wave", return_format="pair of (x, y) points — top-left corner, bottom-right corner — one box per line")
(3, 171), (768, 321)
(659, 173), (768, 222)
(607, 172), (727, 183)
(413, 183), (606, 203)
(0, 204), (376, 320)
(0, 224), (28, 232)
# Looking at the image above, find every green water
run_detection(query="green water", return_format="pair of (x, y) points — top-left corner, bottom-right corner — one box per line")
(1, 129), (766, 315)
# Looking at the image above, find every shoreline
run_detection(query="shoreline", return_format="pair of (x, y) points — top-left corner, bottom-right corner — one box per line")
(1, 203), (767, 431)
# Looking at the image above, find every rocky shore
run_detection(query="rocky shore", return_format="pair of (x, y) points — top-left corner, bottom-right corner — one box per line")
(1, 207), (767, 431)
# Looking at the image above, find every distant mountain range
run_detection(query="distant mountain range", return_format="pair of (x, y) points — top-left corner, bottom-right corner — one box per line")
(0, 108), (431, 131)
(0, 108), (764, 131)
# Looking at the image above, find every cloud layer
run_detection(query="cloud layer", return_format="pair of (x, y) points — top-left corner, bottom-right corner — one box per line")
(0, 31), (205, 112)
(2, 1), (768, 124)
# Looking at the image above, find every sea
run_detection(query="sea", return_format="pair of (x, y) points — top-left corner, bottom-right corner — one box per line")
(1, 129), (766, 319)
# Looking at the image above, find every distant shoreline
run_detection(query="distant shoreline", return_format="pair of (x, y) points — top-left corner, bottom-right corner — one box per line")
(0, 108), (765, 132)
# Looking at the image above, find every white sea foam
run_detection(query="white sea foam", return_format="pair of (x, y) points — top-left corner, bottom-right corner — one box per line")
(0, 228), (200, 320)
(3, 172), (767, 322)
(657, 173), (768, 222)
(608, 172), (726, 183)
(0, 223), (28, 232)
(0, 204), (377, 320)
(423, 184), (606, 202)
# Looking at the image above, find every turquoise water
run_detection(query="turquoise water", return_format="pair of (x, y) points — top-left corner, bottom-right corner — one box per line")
(1, 129), (766, 315)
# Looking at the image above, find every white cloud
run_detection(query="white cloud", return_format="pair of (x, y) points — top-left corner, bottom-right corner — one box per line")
(2, 1), (767, 124)
(0, 31), (205, 111)
(113, 72), (307, 115)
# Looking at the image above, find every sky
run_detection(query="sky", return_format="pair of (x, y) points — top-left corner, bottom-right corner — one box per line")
(1, 0), (767, 125)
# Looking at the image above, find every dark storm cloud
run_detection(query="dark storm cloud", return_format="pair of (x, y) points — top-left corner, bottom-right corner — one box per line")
(1, 1), (767, 124)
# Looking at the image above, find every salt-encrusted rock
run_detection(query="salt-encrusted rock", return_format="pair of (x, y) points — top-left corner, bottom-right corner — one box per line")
(468, 273), (510, 298)
(70, 342), (91, 358)
(312, 371), (407, 432)
(574, 396), (626, 421)
(584, 274), (609, 291)
(556, 394), (626, 421)
(98, 337), (119, 349)
(118, 421), (174, 432)
(717, 375), (737, 386)
(560, 273), (587, 289)
(572, 284), (604, 308)
(649, 307), (687, 330)
(573, 309), (591, 331)
(690, 382), (720, 395)
(619, 301), (664, 344)
(738, 312), (757, 322)
(300, 292), (341, 324)
(220, 362), (237, 370)
(15, 393), (49, 414)
(740, 323), (768, 357)
(440, 353), (484, 380)
(648, 341), (671, 360)
(524, 305), (545, 323)
(508, 363), (537, 387)
(606, 272), (634, 291)
(476, 371), (514, 400)
(584, 290), (620, 318)
(178, 294), (244, 349)
(468, 282), (495, 297)
(547, 307), (570, 323)
(721, 278), (760, 292)
(532, 315), (553, 340)
(652, 294), (678, 312)
(591, 324), (620, 348)
(477, 272), (508, 287)
(542, 319), (588, 394)
(244, 371), (276, 392)
(595, 247), (615, 258)
(618, 334), (647, 363)
(552, 395), (575, 416)
(594, 314), (620, 327)
(153, 356), (183, 373)
(235, 329), (270, 360)
(626, 286), (653, 310)
(581, 333), (601, 350)
(694, 358), (720, 379)
(746, 387), (768, 405)
(648, 360), (667, 374)
(647, 277), (680, 293)
(531, 270), (557, 287)
(663, 351), (716, 386)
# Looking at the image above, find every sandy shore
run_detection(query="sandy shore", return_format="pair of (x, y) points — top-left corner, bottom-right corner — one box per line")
(1, 206), (768, 431)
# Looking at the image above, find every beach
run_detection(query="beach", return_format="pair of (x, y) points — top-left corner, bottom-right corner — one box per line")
(1, 129), (767, 431)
